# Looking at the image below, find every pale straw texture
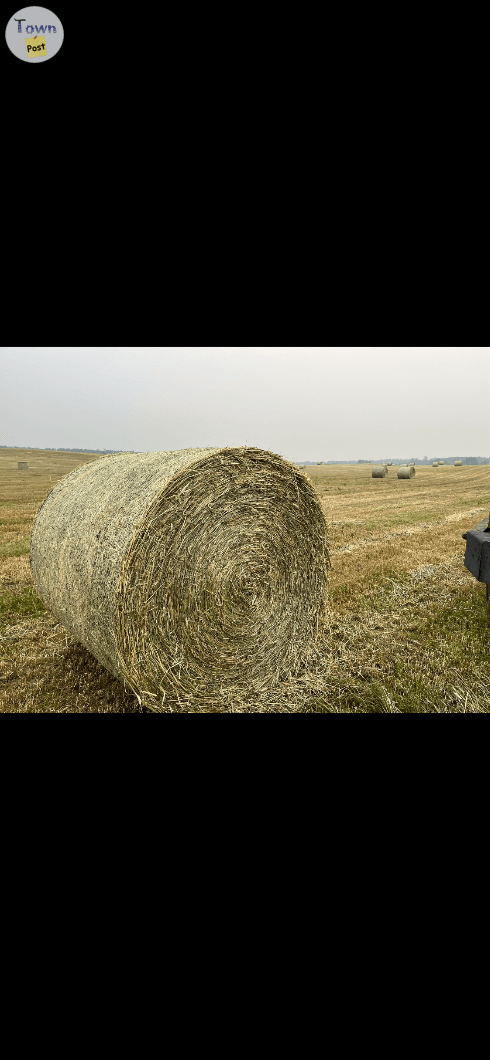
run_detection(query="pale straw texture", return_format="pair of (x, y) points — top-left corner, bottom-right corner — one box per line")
(30, 447), (330, 711)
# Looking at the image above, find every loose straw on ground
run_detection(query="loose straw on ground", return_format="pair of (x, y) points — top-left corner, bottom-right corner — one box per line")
(30, 447), (331, 712)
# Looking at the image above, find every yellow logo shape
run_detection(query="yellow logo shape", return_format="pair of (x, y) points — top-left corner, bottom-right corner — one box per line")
(25, 35), (47, 59)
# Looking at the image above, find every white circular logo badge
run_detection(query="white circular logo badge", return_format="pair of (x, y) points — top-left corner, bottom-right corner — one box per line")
(5, 6), (64, 63)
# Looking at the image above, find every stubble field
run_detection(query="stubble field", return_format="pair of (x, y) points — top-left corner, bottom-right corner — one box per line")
(1, 449), (489, 713)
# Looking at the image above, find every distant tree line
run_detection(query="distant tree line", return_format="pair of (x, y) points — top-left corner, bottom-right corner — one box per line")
(299, 457), (488, 465)
(356, 457), (487, 465)
(1, 447), (488, 464)
(0, 447), (140, 454)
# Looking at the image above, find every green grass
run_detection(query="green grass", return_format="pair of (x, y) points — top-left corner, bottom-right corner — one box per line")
(458, 495), (490, 508)
(416, 592), (490, 670)
(0, 500), (33, 508)
(329, 568), (412, 608)
(0, 537), (31, 558)
(309, 569), (490, 713)
(0, 517), (33, 527)
(0, 586), (47, 624)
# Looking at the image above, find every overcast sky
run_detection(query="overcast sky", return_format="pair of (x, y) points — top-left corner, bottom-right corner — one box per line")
(1, 347), (488, 461)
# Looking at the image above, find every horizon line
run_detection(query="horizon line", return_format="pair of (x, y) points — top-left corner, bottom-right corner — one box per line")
(1, 445), (489, 463)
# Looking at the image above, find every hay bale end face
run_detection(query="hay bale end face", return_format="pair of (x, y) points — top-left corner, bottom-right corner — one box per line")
(398, 465), (415, 478)
(30, 448), (331, 711)
(372, 465), (387, 477)
(18, 462), (29, 470)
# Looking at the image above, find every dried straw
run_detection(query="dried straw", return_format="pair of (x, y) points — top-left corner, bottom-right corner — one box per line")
(372, 465), (387, 477)
(397, 465), (415, 478)
(18, 462), (29, 470)
(30, 447), (331, 712)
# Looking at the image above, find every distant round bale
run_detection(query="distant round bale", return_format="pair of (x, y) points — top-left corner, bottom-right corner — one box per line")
(432, 462), (439, 467)
(439, 461), (445, 465)
(18, 462), (29, 470)
(398, 466), (415, 478)
(387, 462), (392, 466)
(372, 465), (387, 477)
(30, 447), (331, 712)
(455, 460), (463, 466)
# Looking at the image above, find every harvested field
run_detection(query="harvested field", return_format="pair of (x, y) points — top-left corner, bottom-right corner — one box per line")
(1, 450), (490, 713)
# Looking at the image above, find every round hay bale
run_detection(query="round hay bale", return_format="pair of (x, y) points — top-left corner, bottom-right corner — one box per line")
(30, 447), (330, 712)
(439, 461), (445, 465)
(398, 465), (415, 478)
(432, 462), (439, 467)
(372, 465), (387, 477)
(387, 462), (392, 466)
(455, 460), (463, 466)
(18, 462), (29, 470)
